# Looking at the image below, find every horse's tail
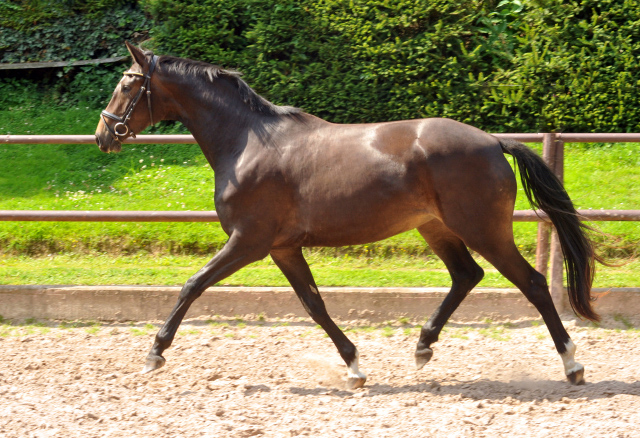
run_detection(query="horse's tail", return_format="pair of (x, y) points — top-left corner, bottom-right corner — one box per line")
(498, 138), (600, 322)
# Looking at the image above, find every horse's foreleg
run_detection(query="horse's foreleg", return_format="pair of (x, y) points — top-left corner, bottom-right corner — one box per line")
(143, 233), (271, 373)
(270, 247), (366, 389)
(415, 223), (484, 369)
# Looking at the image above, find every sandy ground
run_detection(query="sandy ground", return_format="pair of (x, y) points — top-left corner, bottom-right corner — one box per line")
(1, 316), (639, 438)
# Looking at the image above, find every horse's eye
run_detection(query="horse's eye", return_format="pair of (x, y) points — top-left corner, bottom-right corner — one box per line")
(122, 84), (131, 93)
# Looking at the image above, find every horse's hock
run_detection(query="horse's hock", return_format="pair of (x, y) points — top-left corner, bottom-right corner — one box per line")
(1, 285), (639, 324)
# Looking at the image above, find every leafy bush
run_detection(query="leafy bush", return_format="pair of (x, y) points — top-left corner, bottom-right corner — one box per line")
(3, 0), (640, 131)
(142, 0), (640, 132)
(0, 0), (149, 107)
(0, 0), (148, 62)
(483, 0), (640, 132)
(142, 0), (503, 124)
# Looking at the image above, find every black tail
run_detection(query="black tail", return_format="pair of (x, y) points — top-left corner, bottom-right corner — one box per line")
(499, 138), (600, 322)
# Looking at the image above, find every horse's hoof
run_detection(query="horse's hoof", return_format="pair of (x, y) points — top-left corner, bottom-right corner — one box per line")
(142, 354), (166, 374)
(346, 376), (367, 390)
(566, 365), (585, 385)
(415, 347), (433, 370)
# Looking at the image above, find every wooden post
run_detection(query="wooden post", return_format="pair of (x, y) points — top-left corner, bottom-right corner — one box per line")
(535, 223), (551, 277)
(535, 133), (556, 277)
(548, 139), (565, 312)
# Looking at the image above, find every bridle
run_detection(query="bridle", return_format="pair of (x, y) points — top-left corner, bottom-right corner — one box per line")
(101, 54), (159, 142)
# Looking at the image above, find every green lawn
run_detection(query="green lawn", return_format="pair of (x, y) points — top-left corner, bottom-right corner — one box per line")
(1, 104), (639, 286)
(1, 252), (638, 288)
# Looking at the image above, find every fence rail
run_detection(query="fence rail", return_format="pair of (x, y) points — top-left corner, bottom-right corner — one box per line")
(6, 133), (640, 144)
(1, 209), (638, 222)
(3, 134), (197, 144)
(3, 133), (639, 312)
(0, 56), (128, 71)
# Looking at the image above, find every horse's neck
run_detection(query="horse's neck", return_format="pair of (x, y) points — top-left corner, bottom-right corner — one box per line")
(166, 78), (259, 169)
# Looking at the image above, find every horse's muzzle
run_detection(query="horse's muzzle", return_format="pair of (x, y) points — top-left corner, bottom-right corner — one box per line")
(95, 132), (122, 153)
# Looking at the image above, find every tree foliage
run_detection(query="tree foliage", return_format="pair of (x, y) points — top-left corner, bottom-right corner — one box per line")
(0, 0), (150, 107)
(0, 0), (149, 62)
(2, 0), (640, 132)
(142, 0), (640, 132)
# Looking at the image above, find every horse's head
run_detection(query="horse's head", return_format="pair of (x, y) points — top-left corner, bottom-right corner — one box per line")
(95, 41), (159, 153)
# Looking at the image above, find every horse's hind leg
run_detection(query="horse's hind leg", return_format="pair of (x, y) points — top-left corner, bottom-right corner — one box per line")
(414, 221), (484, 369)
(466, 235), (585, 384)
(270, 247), (366, 389)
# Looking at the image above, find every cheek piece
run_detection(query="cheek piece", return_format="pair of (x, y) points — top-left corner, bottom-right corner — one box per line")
(101, 54), (159, 142)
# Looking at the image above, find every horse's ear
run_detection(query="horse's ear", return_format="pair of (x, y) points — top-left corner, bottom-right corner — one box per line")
(125, 40), (149, 70)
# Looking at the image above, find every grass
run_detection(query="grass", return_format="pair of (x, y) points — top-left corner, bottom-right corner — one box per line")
(447, 327), (470, 340)
(613, 314), (634, 330)
(380, 326), (396, 337)
(1, 314), (636, 340)
(0, 251), (639, 287)
(478, 325), (511, 342)
(1, 96), (639, 287)
(178, 328), (201, 336)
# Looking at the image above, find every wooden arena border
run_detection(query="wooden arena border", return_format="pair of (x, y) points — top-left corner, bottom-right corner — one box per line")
(2, 133), (640, 313)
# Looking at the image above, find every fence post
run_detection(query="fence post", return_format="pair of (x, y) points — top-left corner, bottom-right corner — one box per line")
(548, 137), (565, 312)
(535, 133), (555, 277)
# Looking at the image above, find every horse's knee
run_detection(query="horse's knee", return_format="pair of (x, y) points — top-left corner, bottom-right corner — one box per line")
(452, 263), (484, 291)
(179, 276), (206, 301)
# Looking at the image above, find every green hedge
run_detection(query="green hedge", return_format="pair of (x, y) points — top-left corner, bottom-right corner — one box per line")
(0, 0), (150, 107)
(486, 0), (640, 132)
(142, 0), (640, 132)
(143, 0), (503, 124)
(0, 0), (148, 63)
(2, 0), (640, 131)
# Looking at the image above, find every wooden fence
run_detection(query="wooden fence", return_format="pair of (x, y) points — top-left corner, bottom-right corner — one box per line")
(2, 133), (640, 312)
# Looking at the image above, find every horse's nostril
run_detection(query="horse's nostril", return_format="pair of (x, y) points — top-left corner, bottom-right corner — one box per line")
(95, 135), (101, 147)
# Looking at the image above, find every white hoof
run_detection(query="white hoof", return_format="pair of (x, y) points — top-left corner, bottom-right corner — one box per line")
(346, 375), (367, 389)
(346, 351), (367, 389)
(561, 340), (584, 385)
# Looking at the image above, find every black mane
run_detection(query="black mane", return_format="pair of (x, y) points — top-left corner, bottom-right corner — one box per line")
(157, 55), (301, 117)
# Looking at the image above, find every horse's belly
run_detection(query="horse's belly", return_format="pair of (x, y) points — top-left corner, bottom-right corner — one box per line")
(297, 207), (436, 247)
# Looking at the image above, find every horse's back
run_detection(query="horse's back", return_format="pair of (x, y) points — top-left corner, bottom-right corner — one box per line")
(413, 118), (500, 154)
(325, 117), (508, 171)
(337, 117), (515, 204)
(264, 117), (515, 247)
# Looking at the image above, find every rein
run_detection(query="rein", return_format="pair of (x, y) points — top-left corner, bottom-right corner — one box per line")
(101, 54), (159, 142)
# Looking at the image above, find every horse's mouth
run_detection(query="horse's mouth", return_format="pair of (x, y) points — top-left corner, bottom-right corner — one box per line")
(95, 134), (122, 153)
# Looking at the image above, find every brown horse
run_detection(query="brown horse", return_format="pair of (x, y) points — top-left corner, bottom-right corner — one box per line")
(96, 42), (600, 388)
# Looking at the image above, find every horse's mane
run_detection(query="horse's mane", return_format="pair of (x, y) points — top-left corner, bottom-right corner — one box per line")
(157, 54), (302, 117)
